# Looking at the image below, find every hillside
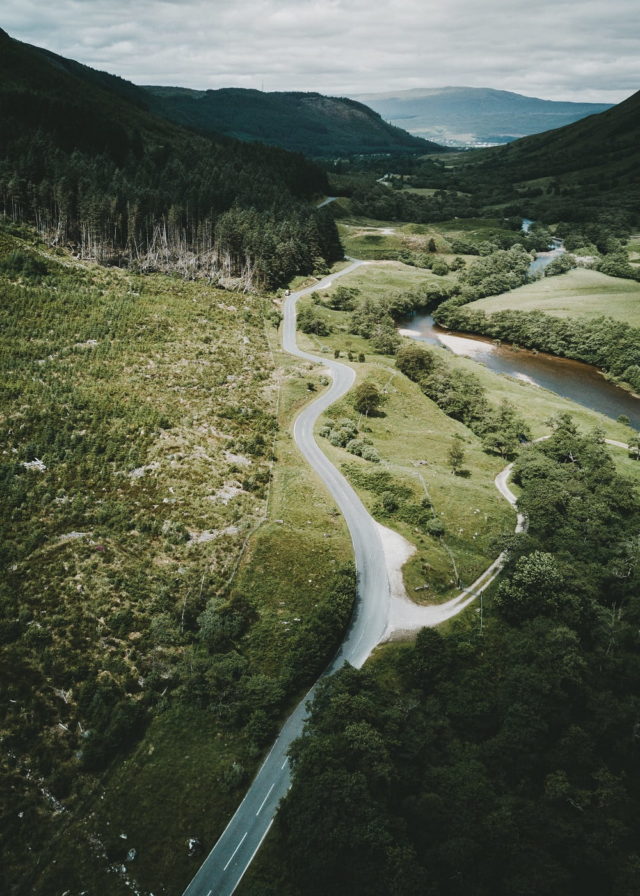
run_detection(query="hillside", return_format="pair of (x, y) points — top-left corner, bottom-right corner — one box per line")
(0, 29), (341, 287)
(354, 86), (612, 146)
(371, 89), (640, 227)
(143, 86), (444, 157)
(476, 87), (640, 179)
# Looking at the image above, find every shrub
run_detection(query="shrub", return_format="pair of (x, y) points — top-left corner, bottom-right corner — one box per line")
(426, 518), (445, 537)
(360, 445), (380, 463)
(346, 439), (365, 456)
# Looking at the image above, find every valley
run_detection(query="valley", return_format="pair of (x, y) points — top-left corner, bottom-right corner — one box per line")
(2, 19), (640, 896)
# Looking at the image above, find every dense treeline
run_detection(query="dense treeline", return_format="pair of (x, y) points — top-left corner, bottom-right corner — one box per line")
(434, 303), (640, 393)
(273, 419), (640, 896)
(341, 180), (481, 223)
(0, 29), (342, 287)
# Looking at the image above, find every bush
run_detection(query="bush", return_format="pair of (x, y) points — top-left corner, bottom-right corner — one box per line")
(298, 305), (332, 335)
(346, 438), (365, 456)
(0, 250), (48, 279)
(360, 445), (380, 463)
(426, 518), (445, 537)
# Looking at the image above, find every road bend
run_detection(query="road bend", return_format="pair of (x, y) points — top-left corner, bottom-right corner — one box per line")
(182, 260), (391, 896)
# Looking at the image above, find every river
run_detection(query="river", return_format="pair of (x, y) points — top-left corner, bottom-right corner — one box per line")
(397, 226), (640, 429)
(397, 312), (640, 429)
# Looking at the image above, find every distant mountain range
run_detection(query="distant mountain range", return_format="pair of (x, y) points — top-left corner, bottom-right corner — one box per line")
(354, 87), (613, 146)
(474, 87), (640, 219)
(142, 86), (444, 157)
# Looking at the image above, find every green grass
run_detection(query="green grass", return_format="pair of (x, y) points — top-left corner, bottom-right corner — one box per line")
(466, 267), (640, 326)
(322, 257), (456, 298)
(297, 260), (639, 601)
(2, 227), (354, 896)
(83, 315), (352, 896)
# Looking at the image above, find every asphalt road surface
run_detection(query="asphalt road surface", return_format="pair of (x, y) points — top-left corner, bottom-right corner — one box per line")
(182, 260), (391, 896)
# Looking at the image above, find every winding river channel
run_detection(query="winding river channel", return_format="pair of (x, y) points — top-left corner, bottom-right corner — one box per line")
(398, 312), (640, 429)
(398, 231), (640, 429)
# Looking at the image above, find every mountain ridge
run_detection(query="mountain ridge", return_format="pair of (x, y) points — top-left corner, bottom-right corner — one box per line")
(142, 84), (445, 157)
(353, 85), (614, 145)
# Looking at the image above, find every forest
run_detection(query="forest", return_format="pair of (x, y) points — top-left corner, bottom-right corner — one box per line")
(0, 29), (342, 288)
(267, 418), (640, 896)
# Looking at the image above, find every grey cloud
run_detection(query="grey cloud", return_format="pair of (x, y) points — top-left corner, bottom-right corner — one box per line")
(3, 0), (638, 102)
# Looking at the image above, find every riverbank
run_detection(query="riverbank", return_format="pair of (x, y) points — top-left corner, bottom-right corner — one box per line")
(401, 310), (640, 429)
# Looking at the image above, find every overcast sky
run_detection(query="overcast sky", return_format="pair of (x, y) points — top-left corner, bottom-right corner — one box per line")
(3, 0), (638, 103)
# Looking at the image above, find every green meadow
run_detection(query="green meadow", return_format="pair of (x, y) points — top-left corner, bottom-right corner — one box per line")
(466, 267), (640, 325)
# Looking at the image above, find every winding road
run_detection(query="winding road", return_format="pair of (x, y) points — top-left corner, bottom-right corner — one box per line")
(182, 260), (393, 896)
(182, 255), (632, 896)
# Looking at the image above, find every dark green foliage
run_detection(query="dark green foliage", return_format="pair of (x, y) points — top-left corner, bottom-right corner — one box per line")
(0, 30), (342, 287)
(447, 244), (532, 303)
(544, 252), (577, 276)
(277, 423), (640, 896)
(448, 435), (466, 473)
(0, 249), (48, 279)
(143, 86), (441, 158)
(320, 419), (380, 462)
(349, 297), (402, 354)
(327, 286), (361, 310)
(281, 564), (357, 686)
(297, 304), (332, 336)
(352, 381), (385, 416)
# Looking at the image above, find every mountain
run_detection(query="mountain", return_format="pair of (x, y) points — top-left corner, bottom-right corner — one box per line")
(0, 28), (342, 287)
(464, 88), (640, 222)
(143, 86), (445, 157)
(354, 86), (613, 146)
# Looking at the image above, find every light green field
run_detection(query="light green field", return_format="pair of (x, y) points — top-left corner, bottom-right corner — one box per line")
(324, 257), (456, 296)
(467, 267), (640, 326)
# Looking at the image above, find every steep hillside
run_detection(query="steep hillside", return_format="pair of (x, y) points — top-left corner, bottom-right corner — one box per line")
(409, 89), (640, 226)
(478, 88), (640, 178)
(354, 86), (612, 145)
(0, 29), (341, 287)
(143, 86), (444, 157)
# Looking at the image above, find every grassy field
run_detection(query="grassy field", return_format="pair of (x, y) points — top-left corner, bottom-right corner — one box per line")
(338, 219), (460, 258)
(465, 267), (640, 325)
(338, 215), (524, 262)
(1, 225), (352, 896)
(327, 257), (456, 295)
(296, 261), (638, 596)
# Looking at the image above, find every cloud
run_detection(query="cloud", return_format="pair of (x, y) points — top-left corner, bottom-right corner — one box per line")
(3, 0), (638, 102)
